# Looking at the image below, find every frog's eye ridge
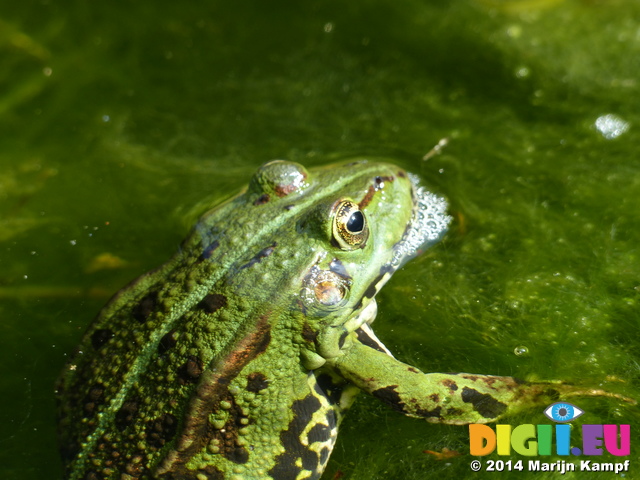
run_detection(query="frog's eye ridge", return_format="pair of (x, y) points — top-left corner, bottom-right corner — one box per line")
(333, 200), (369, 250)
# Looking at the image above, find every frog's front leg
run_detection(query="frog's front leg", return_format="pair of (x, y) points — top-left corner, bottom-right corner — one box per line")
(327, 332), (633, 425)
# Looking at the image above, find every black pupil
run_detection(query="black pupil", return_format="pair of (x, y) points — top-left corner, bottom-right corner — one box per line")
(558, 408), (567, 416)
(346, 211), (364, 233)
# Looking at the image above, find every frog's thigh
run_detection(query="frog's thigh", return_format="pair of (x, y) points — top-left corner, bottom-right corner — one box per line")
(267, 372), (343, 480)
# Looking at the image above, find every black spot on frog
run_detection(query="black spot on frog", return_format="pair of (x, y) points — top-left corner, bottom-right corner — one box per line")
(461, 387), (507, 419)
(198, 293), (228, 314)
(146, 413), (178, 448)
(246, 372), (269, 393)
(90, 329), (113, 349)
(178, 355), (204, 384)
(115, 398), (140, 431)
(132, 292), (159, 323)
(158, 329), (179, 354)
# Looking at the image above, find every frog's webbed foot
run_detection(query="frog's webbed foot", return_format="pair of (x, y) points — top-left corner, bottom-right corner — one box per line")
(537, 382), (635, 405)
(328, 335), (635, 425)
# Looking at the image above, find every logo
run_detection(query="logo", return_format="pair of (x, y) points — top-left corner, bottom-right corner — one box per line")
(543, 402), (584, 423)
(469, 402), (630, 457)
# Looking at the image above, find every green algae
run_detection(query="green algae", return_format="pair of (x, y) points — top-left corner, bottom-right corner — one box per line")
(0, 1), (638, 478)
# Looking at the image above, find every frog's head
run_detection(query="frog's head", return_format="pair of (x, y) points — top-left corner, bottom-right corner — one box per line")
(246, 159), (451, 335)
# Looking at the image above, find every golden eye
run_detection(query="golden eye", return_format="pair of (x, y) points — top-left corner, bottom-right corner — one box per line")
(332, 200), (369, 250)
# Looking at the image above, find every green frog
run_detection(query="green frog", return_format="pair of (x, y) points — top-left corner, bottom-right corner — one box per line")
(56, 160), (623, 480)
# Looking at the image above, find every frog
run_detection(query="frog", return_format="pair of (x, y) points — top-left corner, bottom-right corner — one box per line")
(56, 159), (626, 480)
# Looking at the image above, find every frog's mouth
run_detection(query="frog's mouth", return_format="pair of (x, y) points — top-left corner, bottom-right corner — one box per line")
(390, 173), (451, 268)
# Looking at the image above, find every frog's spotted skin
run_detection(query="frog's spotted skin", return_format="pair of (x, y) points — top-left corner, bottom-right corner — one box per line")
(57, 160), (620, 480)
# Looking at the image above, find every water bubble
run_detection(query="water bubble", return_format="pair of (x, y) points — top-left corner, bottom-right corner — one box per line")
(595, 114), (629, 139)
(514, 345), (529, 356)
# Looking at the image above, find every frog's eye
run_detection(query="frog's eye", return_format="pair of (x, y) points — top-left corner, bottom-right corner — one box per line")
(332, 200), (369, 250)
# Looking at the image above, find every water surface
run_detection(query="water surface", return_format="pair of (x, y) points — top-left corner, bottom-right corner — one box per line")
(1, 1), (638, 478)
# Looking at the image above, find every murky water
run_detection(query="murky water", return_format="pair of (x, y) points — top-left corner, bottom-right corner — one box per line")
(1, 1), (638, 478)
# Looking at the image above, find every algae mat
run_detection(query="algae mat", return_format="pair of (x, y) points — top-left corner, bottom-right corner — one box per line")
(0, 1), (638, 478)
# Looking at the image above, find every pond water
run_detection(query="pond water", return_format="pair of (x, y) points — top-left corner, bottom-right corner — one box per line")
(1, 1), (638, 479)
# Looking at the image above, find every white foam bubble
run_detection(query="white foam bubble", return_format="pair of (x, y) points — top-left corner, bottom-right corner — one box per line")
(391, 174), (451, 267)
(595, 114), (629, 140)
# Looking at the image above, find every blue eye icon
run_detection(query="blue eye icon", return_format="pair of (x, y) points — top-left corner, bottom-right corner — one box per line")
(543, 402), (584, 422)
